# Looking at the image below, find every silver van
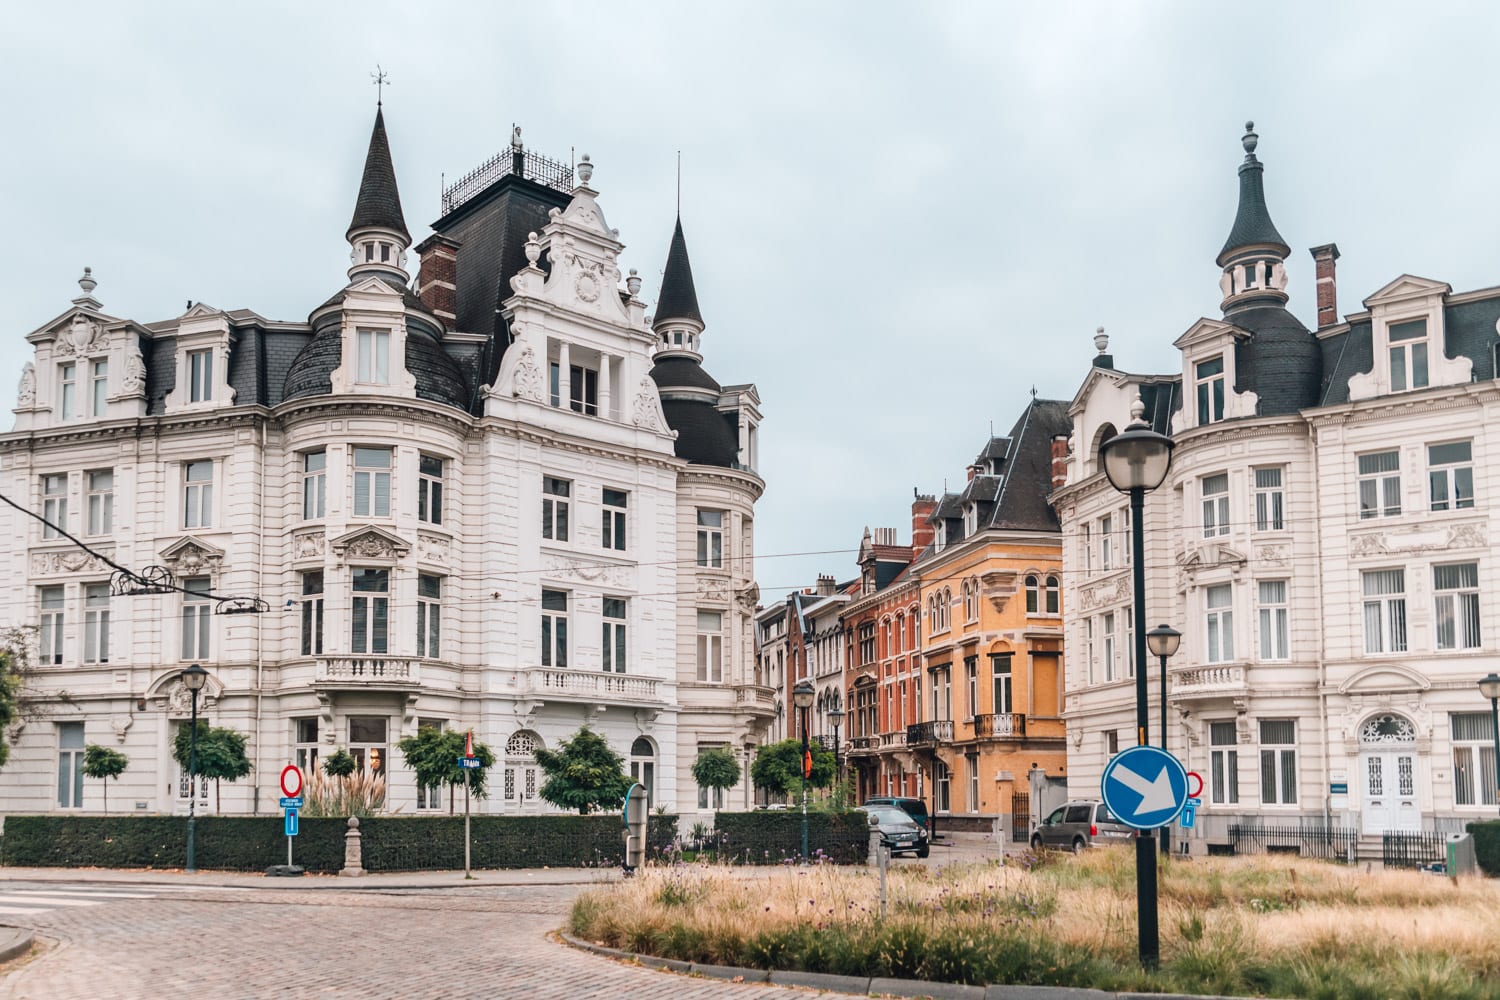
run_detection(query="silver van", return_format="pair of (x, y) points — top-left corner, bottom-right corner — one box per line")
(1030, 799), (1135, 852)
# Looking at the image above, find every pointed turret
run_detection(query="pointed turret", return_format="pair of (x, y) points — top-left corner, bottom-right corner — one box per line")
(1215, 122), (1290, 314)
(655, 217), (703, 327)
(346, 107), (411, 282)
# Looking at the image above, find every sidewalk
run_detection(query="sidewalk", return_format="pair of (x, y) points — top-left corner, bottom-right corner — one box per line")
(0, 865), (624, 890)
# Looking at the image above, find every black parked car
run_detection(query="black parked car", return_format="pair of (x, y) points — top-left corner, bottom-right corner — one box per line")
(860, 796), (931, 832)
(854, 804), (931, 858)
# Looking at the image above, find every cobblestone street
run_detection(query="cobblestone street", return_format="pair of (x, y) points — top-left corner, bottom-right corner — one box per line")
(0, 876), (863, 1000)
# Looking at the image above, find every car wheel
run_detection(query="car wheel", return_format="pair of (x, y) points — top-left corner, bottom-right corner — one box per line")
(916, 844), (930, 859)
(1030, 833), (1043, 851)
(1071, 836), (1086, 854)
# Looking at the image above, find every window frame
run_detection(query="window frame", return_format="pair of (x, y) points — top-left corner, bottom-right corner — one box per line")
(1195, 355), (1225, 425)
(350, 567), (390, 655)
(602, 488), (627, 551)
(1387, 318), (1429, 392)
(1201, 473), (1230, 538)
(417, 573), (442, 658)
(1205, 584), (1234, 664)
(542, 477), (571, 543)
(696, 510), (724, 568)
(83, 582), (110, 664)
(41, 473), (67, 538)
(417, 455), (445, 526)
(356, 329), (390, 384)
(300, 571), (325, 657)
(1361, 568), (1408, 654)
(182, 460), (214, 530)
(90, 358), (108, 416)
(39, 585), (65, 665)
(1253, 466), (1285, 532)
(86, 469), (113, 536)
(187, 348), (213, 403)
(1452, 712), (1498, 808)
(352, 447), (392, 519)
(696, 609), (724, 683)
(1258, 719), (1298, 806)
(1257, 579), (1289, 661)
(1209, 720), (1239, 805)
(1434, 562), (1481, 651)
(1428, 441), (1475, 513)
(302, 451), (327, 520)
(59, 361), (78, 419)
(180, 576), (212, 661)
(541, 589), (569, 668)
(602, 597), (628, 673)
(1357, 450), (1402, 520)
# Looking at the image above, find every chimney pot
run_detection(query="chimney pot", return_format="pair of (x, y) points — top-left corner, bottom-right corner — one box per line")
(1310, 243), (1340, 329)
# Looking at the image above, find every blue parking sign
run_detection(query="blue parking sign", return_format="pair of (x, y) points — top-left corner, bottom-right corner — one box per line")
(284, 808), (299, 837)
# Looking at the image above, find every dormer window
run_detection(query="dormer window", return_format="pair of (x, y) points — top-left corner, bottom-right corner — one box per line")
(188, 349), (213, 403)
(357, 330), (390, 384)
(1195, 356), (1225, 424)
(59, 362), (77, 419)
(1388, 319), (1429, 392)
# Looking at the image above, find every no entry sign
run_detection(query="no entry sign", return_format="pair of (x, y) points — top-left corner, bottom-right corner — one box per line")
(280, 764), (304, 799)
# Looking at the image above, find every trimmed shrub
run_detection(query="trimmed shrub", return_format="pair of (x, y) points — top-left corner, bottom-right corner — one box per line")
(1467, 820), (1500, 876)
(713, 811), (869, 864)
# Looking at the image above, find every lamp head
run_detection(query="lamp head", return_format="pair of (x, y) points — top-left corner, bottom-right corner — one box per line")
(827, 707), (846, 725)
(180, 663), (208, 693)
(792, 678), (815, 710)
(1100, 421), (1174, 494)
(1479, 673), (1500, 702)
(1146, 624), (1183, 659)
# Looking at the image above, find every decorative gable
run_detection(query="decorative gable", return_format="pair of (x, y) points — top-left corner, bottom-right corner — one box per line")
(159, 536), (226, 576)
(331, 525), (410, 564)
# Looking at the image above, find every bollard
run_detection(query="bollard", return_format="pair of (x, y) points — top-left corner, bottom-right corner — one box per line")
(340, 816), (366, 877)
(868, 814), (882, 867)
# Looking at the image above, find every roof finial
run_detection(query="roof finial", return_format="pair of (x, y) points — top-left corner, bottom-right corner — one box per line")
(1242, 120), (1258, 160)
(371, 65), (389, 107)
(78, 267), (96, 296)
(1031, 385), (1038, 398)
(676, 150), (682, 216)
(1094, 326), (1109, 354)
(576, 154), (593, 186)
(1130, 390), (1146, 424)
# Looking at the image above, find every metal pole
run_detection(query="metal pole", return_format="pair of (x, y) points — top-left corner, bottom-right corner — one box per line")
(464, 767), (472, 878)
(1490, 695), (1500, 818)
(800, 707), (810, 860)
(1130, 486), (1159, 968)
(1160, 651), (1171, 858)
(186, 689), (199, 874)
(833, 722), (841, 808)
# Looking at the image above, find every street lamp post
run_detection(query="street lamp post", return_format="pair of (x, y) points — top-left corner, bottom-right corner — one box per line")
(793, 679), (815, 860)
(1146, 624), (1182, 857)
(1099, 396), (1174, 970)
(828, 706), (845, 808)
(1479, 674), (1500, 817)
(180, 663), (209, 874)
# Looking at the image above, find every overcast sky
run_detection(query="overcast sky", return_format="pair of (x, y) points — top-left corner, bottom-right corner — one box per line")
(4, 2), (1499, 600)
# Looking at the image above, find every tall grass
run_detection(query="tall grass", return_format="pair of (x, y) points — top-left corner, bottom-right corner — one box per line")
(300, 770), (387, 818)
(569, 852), (1500, 999)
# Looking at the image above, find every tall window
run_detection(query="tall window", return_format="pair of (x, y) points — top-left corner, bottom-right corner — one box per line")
(353, 448), (391, 518)
(1081, 522), (1092, 572)
(1388, 318), (1428, 392)
(968, 753), (980, 813)
(628, 737), (654, 808)
(1205, 584), (1234, 663)
(59, 361), (77, 418)
(991, 654), (1013, 714)
(57, 722), (84, 808)
(1434, 563), (1481, 651)
(570, 365), (599, 416)
(417, 574), (442, 658)
(1195, 356), (1225, 424)
(1362, 569), (1407, 653)
(602, 597), (627, 673)
(1125, 607), (1135, 677)
(83, 583), (110, 664)
(39, 585), (64, 665)
(417, 456), (444, 525)
(357, 330), (390, 384)
(348, 717), (388, 777)
(188, 349), (213, 402)
(965, 656), (978, 719)
(1453, 712), (1498, 807)
(41, 473), (67, 538)
(963, 579), (978, 621)
(1201, 474), (1229, 537)
(602, 488), (627, 550)
(182, 460), (213, 529)
(91, 359), (109, 416)
(350, 568), (389, 654)
(293, 718), (319, 775)
(1102, 612), (1117, 681)
(696, 610), (723, 682)
(1043, 575), (1059, 614)
(86, 470), (113, 536)
(1100, 514), (1114, 570)
(1358, 451), (1401, 519)
(542, 477), (571, 542)
(1025, 575), (1040, 613)
(1428, 442), (1474, 512)
(504, 731), (541, 804)
(1084, 618), (1096, 685)
(1210, 721), (1239, 805)
(541, 589), (568, 667)
(1250, 579), (1289, 661)
(696, 510), (724, 567)
(1253, 467), (1284, 531)
(181, 576), (211, 660)
(858, 622), (875, 663)
(302, 451), (326, 519)
(1122, 506), (1132, 565)
(300, 571), (324, 656)
(1259, 720), (1297, 805)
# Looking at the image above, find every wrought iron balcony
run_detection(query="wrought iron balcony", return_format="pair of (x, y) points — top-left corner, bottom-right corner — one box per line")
(972, 713), (1026, 739)
(813, 734), (836, 751)
(906, 720), (954, 745)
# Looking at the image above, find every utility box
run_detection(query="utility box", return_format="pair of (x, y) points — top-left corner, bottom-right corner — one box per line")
(1446, 832), (1477, 876)
(622, 782), (648, 872)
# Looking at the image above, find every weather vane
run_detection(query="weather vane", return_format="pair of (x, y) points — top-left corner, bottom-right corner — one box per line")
(371, 65), (390, 106)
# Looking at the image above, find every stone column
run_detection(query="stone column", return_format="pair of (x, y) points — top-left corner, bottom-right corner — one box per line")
(340, 816), (366, 877)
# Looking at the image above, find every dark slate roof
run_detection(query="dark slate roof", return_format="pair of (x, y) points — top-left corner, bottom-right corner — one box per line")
(975, 437), (1010, 464)
(1230, 306), (1321, 416)
(1217, 126), (1288, 265)
(654, 217), (703, 326)
(347, 108), (410, 243)
(932, 492), (962, 520)
(406, 333), (470, 409)
(958, 475), (1001, 506)
(145, 335), (176, 416)
(1137, 380), (1181, 435)
(660, 399), (739, 467)
(282, 327), (341, 402)
(650, 355), (721, 392)
(1320, 291), (1500, 406)
(988, 398), (1073, 533)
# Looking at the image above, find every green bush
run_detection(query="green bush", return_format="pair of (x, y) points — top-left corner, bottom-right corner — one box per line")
(712, 811), (869, 865)
(1467, 820), (1500, 876)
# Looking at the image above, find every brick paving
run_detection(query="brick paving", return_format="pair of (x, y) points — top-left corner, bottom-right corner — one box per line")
(0, 880), (855, 1000)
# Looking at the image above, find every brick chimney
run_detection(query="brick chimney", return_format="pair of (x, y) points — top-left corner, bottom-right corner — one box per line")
(415, 234), (462, 325)
(1050, 434), (1070, 489)
(1310, 243), (1340, 329)
(911, 493), (937, 550)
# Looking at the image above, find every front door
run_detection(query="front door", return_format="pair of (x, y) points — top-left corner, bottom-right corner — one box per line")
(1361, 750), (1420, 834)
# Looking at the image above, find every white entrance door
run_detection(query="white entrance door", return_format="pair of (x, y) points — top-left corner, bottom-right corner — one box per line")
(1361, 751), (1420, 834)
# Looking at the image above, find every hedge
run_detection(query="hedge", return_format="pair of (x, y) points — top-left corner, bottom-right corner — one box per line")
(1467, 820), (1500, 876)
(0, 813), (677, 873)
(711, 811), (871, 864)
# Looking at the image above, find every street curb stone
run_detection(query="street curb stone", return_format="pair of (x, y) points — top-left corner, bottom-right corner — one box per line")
(988, 989), (1112, 1000)
(690, 962), (769, 982)
(0, 926), (35, 964)
(870, 976), (987, 999)
(768, 970), (873, 992)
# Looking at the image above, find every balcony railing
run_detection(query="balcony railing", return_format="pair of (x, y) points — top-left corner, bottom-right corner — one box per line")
(849, 735), (879, 753)
(534, 669), (660, 702)
(1173, 664), (1246, 696)
(972, 713), (1026, 739)
(813, 734), (836, 751)
(316, 656), (419, 685)
(906, 720), (954, 745)
(734, 684), (776, 710)
(880, 731), (907, 749)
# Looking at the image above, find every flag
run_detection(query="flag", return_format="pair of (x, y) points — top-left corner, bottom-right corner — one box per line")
(465, 730), (474, 759)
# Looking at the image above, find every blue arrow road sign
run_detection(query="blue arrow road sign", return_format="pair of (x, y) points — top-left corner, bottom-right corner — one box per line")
(279, 796), (303, 809)
(1101, 745), (1190, 830)
(457, 757), (482, 769)
(284, 808), (299, 837)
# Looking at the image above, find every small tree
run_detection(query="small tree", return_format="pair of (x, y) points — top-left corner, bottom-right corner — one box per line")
(172, 723), (252, 813)
(82, 744), (128, 813)
(322, 749), (357, 777)
(691, 747), (740, 809)
(534, 727), (632, 815)
(750, 739), (835, 800)
(0, 648), (18, 771)
(397, 727), (496, 814)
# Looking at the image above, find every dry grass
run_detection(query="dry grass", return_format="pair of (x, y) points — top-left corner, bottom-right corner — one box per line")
(569, 852), (1500, 997)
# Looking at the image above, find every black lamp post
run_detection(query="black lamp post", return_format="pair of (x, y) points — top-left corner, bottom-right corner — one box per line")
(1099, 398), (1174, 969)
(793, 678), (815, 859)
(1480, 674), (1500, 817)
(180, 663), (209, 874)
(828, 706), (845, 808)
(1146, 624), (1182, 856)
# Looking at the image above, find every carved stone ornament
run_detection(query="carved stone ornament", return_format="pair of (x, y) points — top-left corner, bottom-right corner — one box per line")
(165, 679), (216, 717)
(346, 534), (396, 559)
(1351, 520), (1486, 559)
(58, 314), (104, 356)
(292, 532), (326, 559)
(631, 378), (663, 430)
(418, 534), (451, 564)
(120, 343), (147, 396)
(31, 549), (112, 576)
(17, 362), (35, 408)
(1358, 713), (1416, 746)
(574, 269), (601, 303)
(513, 344), (544, 402)
(1255, 543), (1289, 568)
(161, 539), (224, 576)
(698, 577), (730, 603)
(111, 715), (133, 743)
(542, 554), (628, 587)
(331, 527), (410, 563)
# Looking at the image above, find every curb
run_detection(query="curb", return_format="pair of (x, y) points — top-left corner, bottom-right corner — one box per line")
(0, 927), (35, 964)
(556, 932), (1245, 1000)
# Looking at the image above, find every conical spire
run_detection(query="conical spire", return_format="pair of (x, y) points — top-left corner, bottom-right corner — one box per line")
(654, 217), (703, 327)
(1216, 121), (1288, 266)
(347, 107), (410, 244)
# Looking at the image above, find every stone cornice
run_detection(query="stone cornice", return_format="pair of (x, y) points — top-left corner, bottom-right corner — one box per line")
(1305, 381), (1498, 424)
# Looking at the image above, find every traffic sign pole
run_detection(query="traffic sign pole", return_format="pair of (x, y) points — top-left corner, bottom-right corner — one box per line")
(463, 733), (475, 880)
(1129, 486), (1159, 970)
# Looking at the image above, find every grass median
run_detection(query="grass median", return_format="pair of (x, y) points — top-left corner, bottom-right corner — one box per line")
(568, 849), (1500, 998)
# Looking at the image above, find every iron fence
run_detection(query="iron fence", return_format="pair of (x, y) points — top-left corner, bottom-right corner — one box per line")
(1228, 823), (1357, 862)
(1010, 790), (1030, 842)
(1382, 830), (1446, 870)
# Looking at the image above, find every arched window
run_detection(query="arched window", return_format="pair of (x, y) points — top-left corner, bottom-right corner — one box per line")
(504, 731), (543, 805)
(1025, 574), (1040, 614)
(1044, 575), (1061, 615)
(942, 588), (952, 630)
(964, 578), (979, 621)
(629, 736), (655, 809)
(896, 613), (906, 651)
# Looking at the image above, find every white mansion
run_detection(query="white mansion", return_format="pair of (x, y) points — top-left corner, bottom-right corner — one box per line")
(0, 108), (771, 820)
(1057, 123), (1500, 847)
